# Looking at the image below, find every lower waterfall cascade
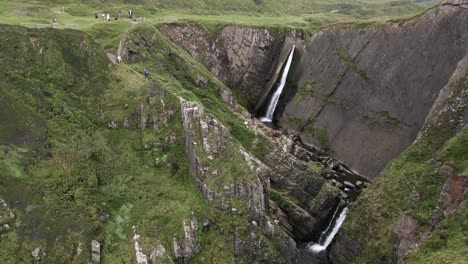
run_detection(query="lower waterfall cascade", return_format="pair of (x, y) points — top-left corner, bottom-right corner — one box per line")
(308, 207), (349, 253)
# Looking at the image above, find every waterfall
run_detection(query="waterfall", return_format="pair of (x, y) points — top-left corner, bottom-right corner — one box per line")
(308, 207), (349, 253)
(260, 45), (295, 122)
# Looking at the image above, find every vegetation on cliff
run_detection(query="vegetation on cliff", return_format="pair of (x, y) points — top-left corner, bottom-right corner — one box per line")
(1, 0), (465, 263)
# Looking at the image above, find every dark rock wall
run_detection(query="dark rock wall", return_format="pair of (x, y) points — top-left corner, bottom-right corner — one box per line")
(281, 3), (468, 178)
(160, 2), (467, 180)
(160, 24), (284, 111)
(329, 22), (468, 264)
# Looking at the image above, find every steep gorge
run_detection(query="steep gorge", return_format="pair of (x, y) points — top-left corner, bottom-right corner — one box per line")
(159, 0), (468, 262)
(0, 21), (364, 263)
(161, 1), (467, 179)
(0, 0), (467, 263)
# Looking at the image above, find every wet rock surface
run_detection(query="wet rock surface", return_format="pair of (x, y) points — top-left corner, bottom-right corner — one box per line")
(260, 130), (368, 250)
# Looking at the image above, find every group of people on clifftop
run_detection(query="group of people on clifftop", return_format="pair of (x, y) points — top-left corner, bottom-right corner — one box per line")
(52, 8), (153, 80)
(93, 9), (134, 21)
(52, 8), (135, 28)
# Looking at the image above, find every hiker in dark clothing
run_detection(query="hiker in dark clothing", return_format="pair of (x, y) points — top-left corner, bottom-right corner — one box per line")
(144, 69), (149, 80)
(94, 12), (98, 19)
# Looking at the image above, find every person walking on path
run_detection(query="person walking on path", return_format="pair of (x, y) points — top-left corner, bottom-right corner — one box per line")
(94, 12), (98, 19)
(144, 69), (149, 80)
(128, 9), (133, 19)
(52, 18), (57, 28)
(117, 55), (122, 64)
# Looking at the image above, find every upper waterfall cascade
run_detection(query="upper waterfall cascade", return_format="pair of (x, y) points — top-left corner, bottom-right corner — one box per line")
(260, 45), (295, 122)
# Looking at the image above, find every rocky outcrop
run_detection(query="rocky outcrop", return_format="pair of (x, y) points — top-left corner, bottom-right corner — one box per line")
(130, 226), (170, 264)
(392, 214), (421, 262)
(132, 227), (149, 264)
(179, 94), (369, 259)
(180, 98), (270, 221)
(173, 216), (199, 263)
(0, 198), (15, 234)
(390, 173), (467, 263)
(280, 2), (468, 178)
(160, 24), (283, 110)
(91, 240), (101, 263)
(431, 174), (467, 227)
(255, 132), (368, 243)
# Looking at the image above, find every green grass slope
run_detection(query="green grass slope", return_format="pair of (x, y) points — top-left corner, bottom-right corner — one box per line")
(0, 24), (201, 262)
(0, 24), (208, 263)
(0, 20), (284, 262)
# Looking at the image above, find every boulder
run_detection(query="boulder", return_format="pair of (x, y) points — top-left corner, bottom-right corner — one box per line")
(438, 164), (454, 177)
(409, 188), (420, 204)
(343, 181), (356, 189)
(91, 240), (100, 263)
(195, 76), (208, 87)
(31, 247), (41, 261)
(41, 89), (52, 97)
(340, 191), (349, 200)
(149, 242), (167, 263)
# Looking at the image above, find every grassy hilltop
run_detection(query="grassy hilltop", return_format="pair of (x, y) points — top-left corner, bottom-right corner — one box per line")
(0, 0), (436, 32)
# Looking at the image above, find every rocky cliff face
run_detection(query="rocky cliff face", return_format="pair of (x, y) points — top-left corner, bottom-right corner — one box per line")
(161, 2), (467, 180)
(328, 18), (468, 262)
(180, 98), (270, 221)
(160, 24), (284, 110)
(157, 2), (467, 262)
(281, 1), (468, 178)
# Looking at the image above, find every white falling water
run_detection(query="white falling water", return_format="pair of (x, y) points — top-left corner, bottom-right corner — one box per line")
(260, 45), (296, 122)
(308, 207), (349, 253)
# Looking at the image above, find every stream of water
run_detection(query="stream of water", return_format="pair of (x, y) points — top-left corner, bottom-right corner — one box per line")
(308, 207), (349, 253)
(260, 45), (295, 122)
